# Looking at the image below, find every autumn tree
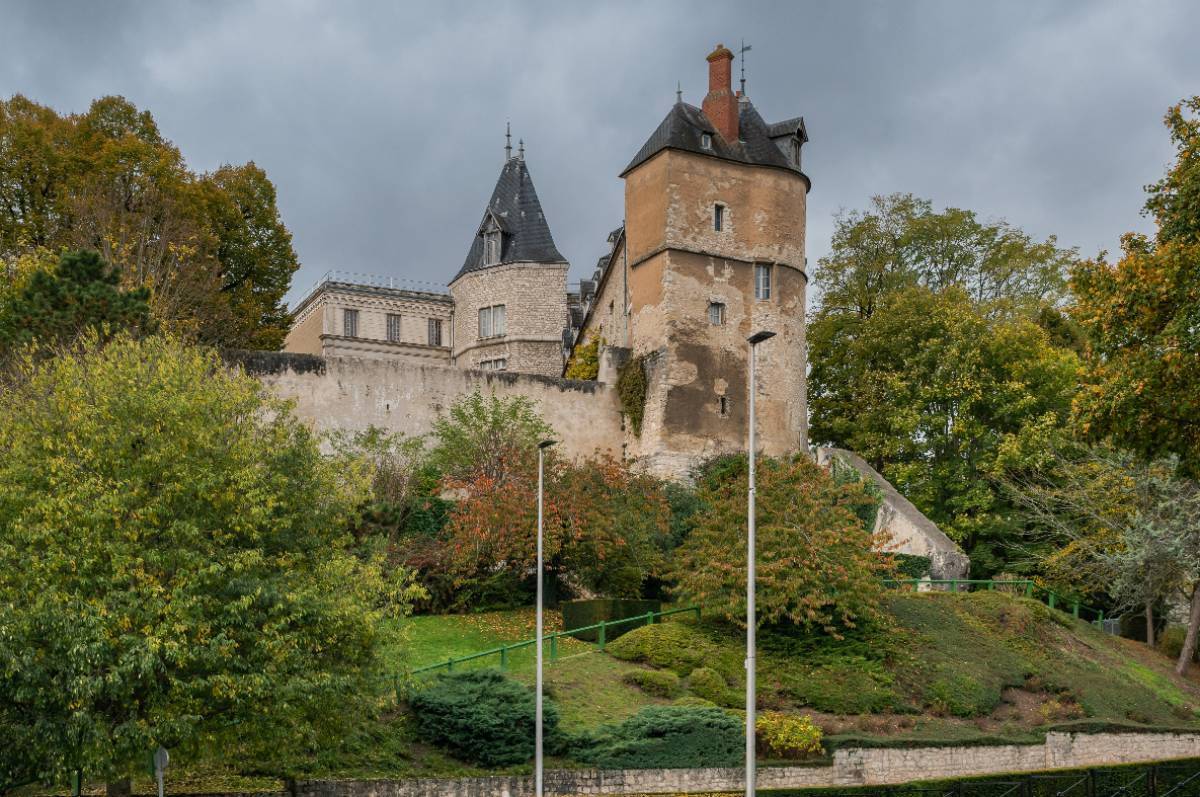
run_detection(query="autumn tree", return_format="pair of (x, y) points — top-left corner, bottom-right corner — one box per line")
(0, 94), (298, 348)
(1072, 97), (1200, 476)
(672, 454), (892, 636)
(0, 335), (408, 786)
(809, 285), (1078, 572)
(441, 453), (670, 601)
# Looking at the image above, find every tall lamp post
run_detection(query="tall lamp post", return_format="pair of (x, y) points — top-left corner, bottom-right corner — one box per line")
(535, 438), (556, 797)
(745, 330), (775, 797)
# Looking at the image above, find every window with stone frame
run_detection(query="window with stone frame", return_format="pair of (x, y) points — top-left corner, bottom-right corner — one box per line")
(708, 301), (726, 325)
(480, 357), (508, 371)
(478, 304), (506, 339)
(428, 318), (443, 346)
(386, 313), (402, 342)
(343, 308), (359, 337)
(754, 264), (772, 301)
(713, 203), (725, 232)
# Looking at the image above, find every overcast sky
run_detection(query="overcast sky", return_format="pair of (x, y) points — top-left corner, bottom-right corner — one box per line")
(3, 1), (1197, 307)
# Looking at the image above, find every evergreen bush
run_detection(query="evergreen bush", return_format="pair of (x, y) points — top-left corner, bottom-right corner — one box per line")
(622, 668), (680, 698)
(409, 670), (559, 767)
(756, 712), (824, 759)
(574, 705), (742, 769)
(687, 666), (739, 707)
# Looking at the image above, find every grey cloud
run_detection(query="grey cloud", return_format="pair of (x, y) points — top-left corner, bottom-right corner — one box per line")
(1, 0), (1196, 307)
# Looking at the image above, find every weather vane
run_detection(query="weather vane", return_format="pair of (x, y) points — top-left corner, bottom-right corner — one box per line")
(505, 121), (512, 161)
(740, 39), (752, 95)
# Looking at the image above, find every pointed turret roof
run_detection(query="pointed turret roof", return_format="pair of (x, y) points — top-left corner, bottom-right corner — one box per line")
(454, 155), (566, 282)
(620, 97), (809, 187)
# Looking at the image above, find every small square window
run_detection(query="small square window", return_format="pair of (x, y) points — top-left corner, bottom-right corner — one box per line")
(386, 313), (402, 342)
(343, 308), (358, 337)
(754, 264), (772, 301)
(428, 318), (442, 346)
(714, 204), (725, 232)
(708, 301), (726, 325)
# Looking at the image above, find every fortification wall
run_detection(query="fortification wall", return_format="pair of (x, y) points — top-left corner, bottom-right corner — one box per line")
(231, 352), (623, 459)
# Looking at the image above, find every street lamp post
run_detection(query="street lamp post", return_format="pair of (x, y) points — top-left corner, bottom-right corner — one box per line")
(745, 330), (775, 797)
(536, 438), (555, 797)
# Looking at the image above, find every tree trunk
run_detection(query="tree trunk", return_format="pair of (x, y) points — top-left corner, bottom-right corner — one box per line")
(106, 779), (131, 797)
(1146, 600), (1156, 647)
(1175, 584), (1200, 676)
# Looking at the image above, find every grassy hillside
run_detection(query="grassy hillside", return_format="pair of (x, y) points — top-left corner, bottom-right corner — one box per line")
(47, 591), (1200, 793)
(403, 590), (1200, 749)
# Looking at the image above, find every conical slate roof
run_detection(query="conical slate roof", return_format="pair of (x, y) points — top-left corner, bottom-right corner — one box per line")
(454, 156), (566, 282)
(620, 98), (808, 180)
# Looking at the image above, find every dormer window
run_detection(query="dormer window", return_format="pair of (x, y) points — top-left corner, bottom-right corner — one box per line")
(483, 230), (500, 266)
(701, 132), (713, 150)
(791, 137), (802, 167)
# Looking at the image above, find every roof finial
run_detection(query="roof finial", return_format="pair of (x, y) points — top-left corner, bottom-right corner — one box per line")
(739, 40), (752, 95)
(505, 121), (512, 161)
(518, 138), (524, 160)
(676, 81), (682, 103)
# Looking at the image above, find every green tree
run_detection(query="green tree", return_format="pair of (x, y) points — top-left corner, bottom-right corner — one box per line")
(0, 335), (407, 786)
(427, 390), (553, 487)
(1072, 97), (1200, 476)
(809, 286), (1078, 572)
(0, 248), (150, 356)
(672, 454), (891, 636)
(0, 94), (298, 348)
(815, 193), (1075, 320)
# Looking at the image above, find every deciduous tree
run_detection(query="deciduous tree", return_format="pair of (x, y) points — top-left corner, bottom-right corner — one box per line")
(672, 454), (892, 636)
(0, 335), (408, 785)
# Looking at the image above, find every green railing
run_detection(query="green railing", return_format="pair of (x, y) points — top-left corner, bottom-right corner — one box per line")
(883, 578), (1106, 627)
(409, 605), (702, 677)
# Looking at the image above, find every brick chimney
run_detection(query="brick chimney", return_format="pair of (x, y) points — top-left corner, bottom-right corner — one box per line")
(702, 43), (738, 144)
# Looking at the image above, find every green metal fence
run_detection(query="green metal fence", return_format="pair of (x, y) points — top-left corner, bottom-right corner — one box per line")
(883, 578), (1106, 627)
(409, 605), (701, 677)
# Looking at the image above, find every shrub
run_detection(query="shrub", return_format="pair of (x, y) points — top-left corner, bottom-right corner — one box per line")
(1158, 625), (1191, 661)
(409, 670), (558, 767)
(622, 668), (680, 698)
(894, 554), (933, 580)
(924, 670), (1001, 717)
(616, 354), (648, 436)
(574, 706), (742, 768)
(607, 622), (715, 676)
(756, 712), (824, 759)
(687, 666), (739, 707)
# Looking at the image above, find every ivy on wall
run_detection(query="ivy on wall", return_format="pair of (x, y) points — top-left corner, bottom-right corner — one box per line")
(617, 354), (648, 436)
(565, 333), (602, 381)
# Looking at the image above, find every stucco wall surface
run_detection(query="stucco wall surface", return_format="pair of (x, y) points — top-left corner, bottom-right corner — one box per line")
(237, 352), (622, 460)
(290, 732), (1200, 797)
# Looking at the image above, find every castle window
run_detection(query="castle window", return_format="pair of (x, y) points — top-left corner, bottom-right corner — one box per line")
(343, 308), (358, 337)
(708, 301), (726, 325)
(479, 304), (506, 338)
(428, 318), (443, 346)
(713, 204), (725, 232)
(480, 357), (508, 372)
(701, 132), (713, 150)
(718, 396), (729, 417)
(791, 137), (802, 167)
(483, 230), (501, 266)
(386, 313), (402, 342)
(755, 264), (772, 301)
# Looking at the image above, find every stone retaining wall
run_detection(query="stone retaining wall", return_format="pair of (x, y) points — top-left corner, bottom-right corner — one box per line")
(290, 732), (1200, 797)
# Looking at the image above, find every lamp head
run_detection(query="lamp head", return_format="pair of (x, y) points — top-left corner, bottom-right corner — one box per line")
(748, 330), (776, 345)
(538, 439), (557, 450)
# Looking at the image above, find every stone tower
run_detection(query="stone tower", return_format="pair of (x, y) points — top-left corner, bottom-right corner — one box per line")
(620, 43), (811, 476)
(450, 146), (570, 376)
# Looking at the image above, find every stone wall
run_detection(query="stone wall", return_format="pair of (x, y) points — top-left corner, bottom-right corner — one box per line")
(817, 447), (970, 578)
(235, 352), (622, 460)
(291, 731), (1200, 797)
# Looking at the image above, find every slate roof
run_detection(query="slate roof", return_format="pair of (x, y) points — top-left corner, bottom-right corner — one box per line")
(454, 156), (566, 282)
(620, 98), (809, 182)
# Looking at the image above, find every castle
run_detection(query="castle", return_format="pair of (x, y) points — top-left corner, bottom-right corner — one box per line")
(267, 44), (967, 577)
(283, 44), (809, 475)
